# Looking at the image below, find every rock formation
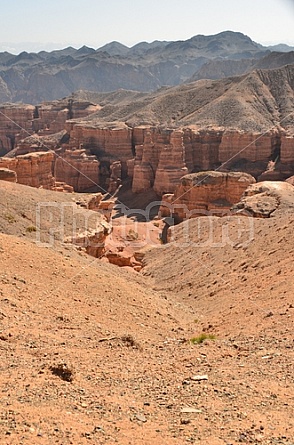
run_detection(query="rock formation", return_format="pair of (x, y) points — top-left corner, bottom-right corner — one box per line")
(0, 104), (34, 156)
(232, 181), (294, 217)
(0, 168), (17, 182)
(54, 149), (100, 192)
(0, 99), (99, 156)
(0, 151), (55, 189)
(160, 171), (256, 221)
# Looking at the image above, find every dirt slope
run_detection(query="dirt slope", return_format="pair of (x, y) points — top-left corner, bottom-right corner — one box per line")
(1, 180), (294, 444)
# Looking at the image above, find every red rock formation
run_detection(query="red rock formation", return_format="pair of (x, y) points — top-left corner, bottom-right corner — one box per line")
(54, 149), (100, 192)
(67, 222), (111, 258)
(0, 151), (55, 189)
(108, 161), (122, 194)
(218, 130), (281, 171)
(0, 104), (34, 155)
(153, 130), (188, 194)
(280, 135), (294, 166)
(160, 171), (256, 221)
(0, 168), (17, 182)
(183, 128), (223, 171)
(32, 100), (100, 135)
(65, 122), (133, 161)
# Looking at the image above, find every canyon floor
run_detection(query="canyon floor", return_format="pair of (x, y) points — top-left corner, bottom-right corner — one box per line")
(0, 181), (294, 445)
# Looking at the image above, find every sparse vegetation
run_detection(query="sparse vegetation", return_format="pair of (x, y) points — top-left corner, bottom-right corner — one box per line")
(121, 334), (141, 349)
(26, 225), (37, 233)
(4, 214), (16, 223)
(190, 333), (216, 344)
(49, 363), (74, 382)
(126, 229), (139, 241)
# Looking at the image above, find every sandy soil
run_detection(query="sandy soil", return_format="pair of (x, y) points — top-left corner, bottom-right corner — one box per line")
(0, 181), (294, 444)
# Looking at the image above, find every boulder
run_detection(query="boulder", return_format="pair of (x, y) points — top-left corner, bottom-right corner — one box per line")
(232, 181), (294, 217)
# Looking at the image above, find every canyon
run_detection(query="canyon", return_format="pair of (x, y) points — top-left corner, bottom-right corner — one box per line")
(1, 33), (294, 445)
(0, 62), (293, 202)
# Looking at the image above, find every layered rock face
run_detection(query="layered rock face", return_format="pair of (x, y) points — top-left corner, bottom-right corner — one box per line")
(0, 168), (17, 182)
(132, 128), (189, 194)
(132, 128), (294, 194)
(65, 122), (133, 161)
(0, 104), (35, 155)
(32, 100), (100, 135)
(0, 101), (99, 157)
(54, 149), (100, 192)
(160, 171), (256, 221)
(0, 152), (55, 189)
(1, 100), (294, 196)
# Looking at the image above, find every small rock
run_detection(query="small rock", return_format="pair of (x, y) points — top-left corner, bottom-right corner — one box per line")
(180, 419), (191, 425)
(135, 414), (147, 423)
(191, 374), (208, 381)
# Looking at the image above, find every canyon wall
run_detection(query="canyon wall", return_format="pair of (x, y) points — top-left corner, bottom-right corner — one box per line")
(54, 149), (100, 192)
(0, 100), (99, 156)
(160, 171), (256, 221)
(131, 127), (293, 194)
(1, 101), (294, 196)
(0, 104), (34, 156)
(0, 152), (55, 189)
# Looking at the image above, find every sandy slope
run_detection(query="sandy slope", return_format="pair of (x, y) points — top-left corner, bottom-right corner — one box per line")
(0, 181), (294, 444)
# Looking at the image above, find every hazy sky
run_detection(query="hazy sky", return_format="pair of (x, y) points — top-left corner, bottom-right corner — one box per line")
(1, 0), (294, 53)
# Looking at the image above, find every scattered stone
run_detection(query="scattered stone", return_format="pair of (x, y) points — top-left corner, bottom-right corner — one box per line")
(191, 375), (208, 381)
(135, 414), (147, 423)
(49, 363), (74, 382)
(181, 407), (202, 414)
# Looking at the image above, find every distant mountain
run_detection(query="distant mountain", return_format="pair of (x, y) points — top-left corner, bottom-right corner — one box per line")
(97, 41), (130, 56)
(188, 51), (294, 82)
(0, 31), (293, 104)
(267, 43), (294, 52)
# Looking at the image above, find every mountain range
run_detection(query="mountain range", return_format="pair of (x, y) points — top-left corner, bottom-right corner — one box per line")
(0, 31), (294, 104)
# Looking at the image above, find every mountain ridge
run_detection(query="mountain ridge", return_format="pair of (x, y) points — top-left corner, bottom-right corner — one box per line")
(1, 31), (294, 104)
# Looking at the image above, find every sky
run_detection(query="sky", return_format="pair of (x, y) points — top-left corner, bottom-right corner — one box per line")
(0, 0), (294, 53)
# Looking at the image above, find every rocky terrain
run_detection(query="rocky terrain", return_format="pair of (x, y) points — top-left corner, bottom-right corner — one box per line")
(1, 171), (294, 444)
(1, 31), (294, 103)
(0, 60), (294, 196)
(1, 28), (294, 445)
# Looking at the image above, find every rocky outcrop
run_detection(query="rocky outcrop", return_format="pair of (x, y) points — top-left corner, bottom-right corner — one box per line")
(32, 100), (100, 135)
(219, 130), (281, 167)
(108, 161), (122, 193)
(280, 135), (294, 163)
(0, 151), (55, 189)
(65, 121), (133, 161)
(160, 171), (256, 221)
(232, 181), (294, 217)
(54, 149), (100, 192)
(0, 100), (99, 157)
(1, 99), (294, 196)
(132, 128), (189, 194)
(0, 104), (34, 155)
(0, 168), (17, 182)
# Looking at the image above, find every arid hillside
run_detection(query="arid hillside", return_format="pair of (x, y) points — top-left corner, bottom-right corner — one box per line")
(73, 63), (294, 132)
(0, 178), (294, 444)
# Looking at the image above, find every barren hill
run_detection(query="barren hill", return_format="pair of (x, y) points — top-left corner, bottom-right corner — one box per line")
(72, 64), (294, 132)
